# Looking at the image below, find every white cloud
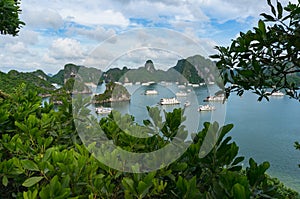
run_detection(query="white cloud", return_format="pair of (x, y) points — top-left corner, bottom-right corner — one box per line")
(2, 0), (296, 74)
(49, 38), (86, 60)
(5, 42), (28, 54)
(21, 8), (63, 30)
(83, 28), (210, 71)
(67, 26), (116, 42)
(60, 8), (129, 27)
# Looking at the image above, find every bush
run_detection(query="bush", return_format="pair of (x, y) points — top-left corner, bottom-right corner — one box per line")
(0, 87), (298, 198)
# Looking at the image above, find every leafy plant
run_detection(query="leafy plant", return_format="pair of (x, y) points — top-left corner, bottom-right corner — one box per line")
(0, 86), (298, 198)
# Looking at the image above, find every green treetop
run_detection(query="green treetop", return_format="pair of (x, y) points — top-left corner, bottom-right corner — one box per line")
(212, 0), (300, 101)
(0, 0), (25, 36)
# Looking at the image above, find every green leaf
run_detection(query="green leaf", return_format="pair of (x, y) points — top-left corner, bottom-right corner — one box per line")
(277, 1), (283, 19)
(267, 0), (276, 16)
(258, 20), (266, 34)
(22, 176), (44, 187)
(2, 175), (8, 186)
(122, 177), (136, 194)
(232, 156), (245, 166)
(232, 183), (247, 199)
(137, 181), (151, 197)
(23, 190), (38, 199)
(22, 159), (39, 171)
(15, 121), (28, 132)
(260, 13), (275, 21)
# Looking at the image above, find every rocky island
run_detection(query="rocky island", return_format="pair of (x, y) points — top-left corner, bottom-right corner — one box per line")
(93, 82), (130, 103)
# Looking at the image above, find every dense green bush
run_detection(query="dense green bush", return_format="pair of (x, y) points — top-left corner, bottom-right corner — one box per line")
(0, 86), (298, 198)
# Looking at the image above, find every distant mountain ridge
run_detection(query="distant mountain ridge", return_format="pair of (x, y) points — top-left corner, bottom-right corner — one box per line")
(0, 54), (218, 94)
(101, 54), (216, 84)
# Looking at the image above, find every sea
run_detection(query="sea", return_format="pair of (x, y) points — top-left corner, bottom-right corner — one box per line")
(48, 82), (300, 191)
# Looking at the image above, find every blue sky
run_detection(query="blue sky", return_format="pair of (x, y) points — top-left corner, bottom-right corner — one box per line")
(0, 0), (296, 74)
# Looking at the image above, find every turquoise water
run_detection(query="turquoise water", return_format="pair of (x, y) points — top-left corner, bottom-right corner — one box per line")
(226, 92), (300, 192)
(90, 83), (300, 191)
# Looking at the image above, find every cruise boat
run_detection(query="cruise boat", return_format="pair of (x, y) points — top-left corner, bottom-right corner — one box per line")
(184, 101), (191, 107)
(141, 82), (150, 86)
(198, 104), (216, 111)
(123, 82), (133, 86)
(160, 98), (180, 105)
(175, 91), (188, 97)
(271, 91), (284, 96)
(145, 90), (158, 95)
(95, 106), (113, 114)
(203, 94), (225, 102)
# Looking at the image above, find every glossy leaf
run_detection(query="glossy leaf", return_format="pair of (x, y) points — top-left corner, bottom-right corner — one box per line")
(22, 176), (43, 187)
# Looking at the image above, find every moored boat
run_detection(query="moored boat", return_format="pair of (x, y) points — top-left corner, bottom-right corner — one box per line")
(271, 91), (285, 96)
(203, 94), (224, 102)
(95, 106), (113, 114)
(184, 101), (191, 107)
(198, 104), (216, 111)
(160, 98), (180, 105)
(175, 91), (188, 97)
(145, 90), (158, 95)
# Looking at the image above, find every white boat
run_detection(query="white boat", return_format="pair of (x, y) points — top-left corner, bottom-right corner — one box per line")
(271, 91), (284, 96)
(141, 82), (150, 86)
(178, 85), (186, 89)
(175, 91), (188, 97)
(160, 98), (180, 105)
(95, 106), (113, 114)
(145, 90), (158, 95)
(203, 94), (225, 102)
(198, 104), (216, 111)
(123, 82), (133, 86)
(184, 101), (191, 107)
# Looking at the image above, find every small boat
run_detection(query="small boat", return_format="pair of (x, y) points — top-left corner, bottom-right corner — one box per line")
(198, 104), (216, 111)
(203, 94), (224, 102)
(184, 101), (191, 107)
(160, 98), (180, 105)
(141, 82), (150, 86)
(271, 91), (284, 96)
(95, 106), (112, 114)
(175, 91), (188, 97)
(145, 90), (158, 95)
(123, 82), (133, 86)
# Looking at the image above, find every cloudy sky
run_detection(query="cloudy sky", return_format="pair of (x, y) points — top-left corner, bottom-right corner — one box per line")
(0, 0), (295, 74)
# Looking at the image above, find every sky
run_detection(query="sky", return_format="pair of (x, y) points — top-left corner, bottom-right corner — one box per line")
(0, 0), (296, 74)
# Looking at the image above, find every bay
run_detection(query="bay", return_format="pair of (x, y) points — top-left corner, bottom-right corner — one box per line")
(88, 83), (300, 191)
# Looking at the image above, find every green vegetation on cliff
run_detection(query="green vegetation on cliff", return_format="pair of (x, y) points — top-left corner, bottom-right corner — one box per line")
(0, 70), (55, 94)
(101, 55), (216, 84)
(172, 58), (204, 84)
(94, 82), (130, 103)
(49, 69), (64, 85)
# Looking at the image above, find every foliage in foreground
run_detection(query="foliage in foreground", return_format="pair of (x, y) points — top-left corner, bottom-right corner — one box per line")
(211, 0), (300, 177)
(212, 0), (300, 101)
(0, 87), (298, 198)
(0, 0), (25, 36)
